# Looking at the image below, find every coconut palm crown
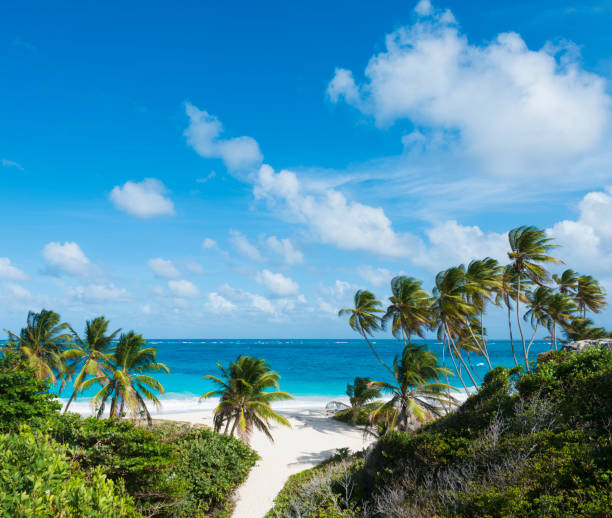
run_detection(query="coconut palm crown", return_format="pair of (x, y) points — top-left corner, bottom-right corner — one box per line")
(201, 355), (292, 442)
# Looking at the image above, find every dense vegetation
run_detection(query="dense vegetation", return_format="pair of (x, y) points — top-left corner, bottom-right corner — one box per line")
(269, 348), (612, 517)
(0, 354), (258, 517)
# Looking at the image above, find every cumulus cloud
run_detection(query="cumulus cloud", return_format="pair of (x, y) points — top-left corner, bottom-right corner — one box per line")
(202, 237), (217, 249)
(70, 284), (131, 303)
(229, 229), (262, 261)
(256, 269), (300, 297)
(42, 242), (91, 277)
(266, 236), (304, 265)
(6, 283), (31, 299)
(219, 283), (276, 314)
(327, 1), (610, 175)
(184, 103), (263, 172)
(0, 258), (28, 280)
(205, 292), (237, 313)
(357, 266), (392, 287)
(110, 178), (175, 218)
(147, 258), (180, 279)
(548, 187), (612, 273)
(254, 164), (419, 257)
(168, 279), (200, 298)
(185, 261), (204, 274)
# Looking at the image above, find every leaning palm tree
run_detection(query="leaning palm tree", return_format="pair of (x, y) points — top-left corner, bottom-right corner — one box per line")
(90, 331), (169, 424)
(431, 266), (479, 392)
(201, 356), (293, 442)
(339, 290), (392, 375)
(562, 317), (611, 342)
(545, 293), (577, 350)
(330, 377), (382, 425)
(5, 310), (72, 386)
(574, 275), (607, 319)
(464, 258), (502, 369)
(524, 286), (553, 353)
(382, 276), (433, 346)
(62, 316), (120, 413)
(553, 269), (579, 296)
(370, 344), (455, 433)
(507, 226), (561, 372)
(495, 265), (523, 368)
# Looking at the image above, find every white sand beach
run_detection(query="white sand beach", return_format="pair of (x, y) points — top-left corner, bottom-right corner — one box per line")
(160, 406), (375, 518)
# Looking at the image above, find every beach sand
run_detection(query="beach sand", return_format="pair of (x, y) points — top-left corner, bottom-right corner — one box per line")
(160, 407), (375, 518)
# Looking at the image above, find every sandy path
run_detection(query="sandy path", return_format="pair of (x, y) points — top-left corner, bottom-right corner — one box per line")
(160, 408), (374, 518)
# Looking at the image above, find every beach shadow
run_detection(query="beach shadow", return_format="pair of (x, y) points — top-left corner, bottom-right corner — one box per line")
(279, 409), (368, 436)
(289, 448), (338, 466)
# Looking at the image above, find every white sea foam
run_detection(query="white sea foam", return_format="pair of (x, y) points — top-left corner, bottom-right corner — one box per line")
(57, 394), (350, 418)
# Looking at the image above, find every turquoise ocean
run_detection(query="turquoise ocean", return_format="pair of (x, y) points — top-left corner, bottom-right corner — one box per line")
(44, 338), (550, 414)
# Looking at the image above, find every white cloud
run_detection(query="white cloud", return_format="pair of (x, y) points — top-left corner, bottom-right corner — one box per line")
(71, 284), (130, 303)
(42, 241), (90, 277)
(0, 258), (28, 280)
(548, 187), (612, 273)
(1, 159), (23, 170)
(205, 292), (237, 313)
(185, 261), (204, 274)
(168, 279), (200, 298)
(256, 269), (300, 297)
(415, 220), (508, 270)
(254, 164), (419, 257)
(6, 283), (31, 299)
(184, 103), (263, 172)
(229, 229), (262, 261)
(202, 237), (217, 249)
(219, 283), (276, 314)
(266, 236), (303, 265)
(142, 304), (151, 314)
(328, 2), (610, 175)
(110, 178), (175, 218)
(147, 258), (180, 279)
(357, 266), (392, 287)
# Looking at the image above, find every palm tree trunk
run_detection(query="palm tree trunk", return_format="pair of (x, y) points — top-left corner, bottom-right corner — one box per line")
(223, 417), (231, 435)
(465, 320), (491, 370)
(526, 322), (539, 357)
(553, 323), (557, 350)
(230, 415), (240, 437)
(445, 323), (479, 389)
(362, 333), (394, 377)
(515, 275), (530, 373)
(443, 325), (469, 395)
(479, 310), (492, 369)
(63, 389), (77, 414)
(507, 304), (519, 368)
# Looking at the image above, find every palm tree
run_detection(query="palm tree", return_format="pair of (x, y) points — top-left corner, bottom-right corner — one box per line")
(562, 317), (611, 342)
(330, 377), (382, 425)
(90, 331), (169, 424)
(545, 293), (577, 350)
(553, 269), (579, 296)
(339, 290), (392, 375)
(495, 265), (523, 368)
(464, 258), (501, 369)
(201, 356), (293, 442)
(507, 226), (561, 372)
(369, 344), (455, 433)
(431, 266), (479, 392)
(62, 316), (120, 413)
(524, 286), (553, 353)
(5, 310), (72, 386)
(574, 275), (607, 319)
(382, 276), (433, 347)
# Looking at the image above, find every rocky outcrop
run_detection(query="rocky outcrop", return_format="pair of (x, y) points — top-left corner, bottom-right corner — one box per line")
(561, 339), (612, 352)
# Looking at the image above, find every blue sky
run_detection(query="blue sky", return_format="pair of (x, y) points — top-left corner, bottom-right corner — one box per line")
(2, 0), (612, 338)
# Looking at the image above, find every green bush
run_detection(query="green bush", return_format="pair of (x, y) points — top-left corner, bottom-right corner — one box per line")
(176, 427), (259, 515)
(0, 428), (138, 517)
(0, 353), (60, 432)
(332, 401), (383, 426)
(268, 350), (612, 518)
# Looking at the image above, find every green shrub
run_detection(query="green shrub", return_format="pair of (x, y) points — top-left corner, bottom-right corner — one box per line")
(0, 353), (60, 432)
(269, 350), (612, 518)
(0, 428), (138, 517)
